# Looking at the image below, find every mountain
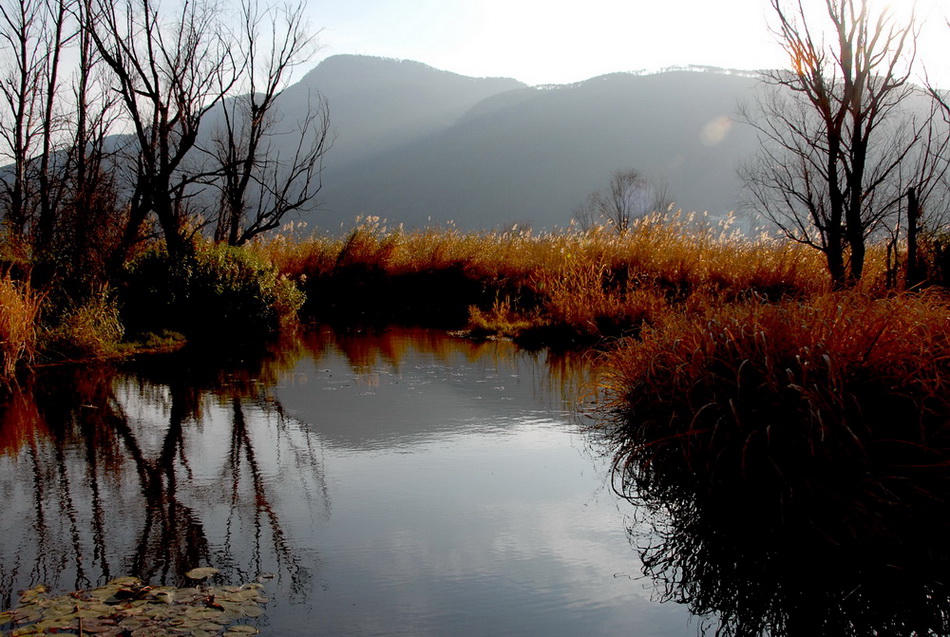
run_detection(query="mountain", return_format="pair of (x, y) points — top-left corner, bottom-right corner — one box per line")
(287, 55), (527, 169)
(280, 56), (764, 231)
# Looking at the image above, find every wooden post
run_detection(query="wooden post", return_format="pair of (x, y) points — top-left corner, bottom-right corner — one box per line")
(906, 186), (922, 289)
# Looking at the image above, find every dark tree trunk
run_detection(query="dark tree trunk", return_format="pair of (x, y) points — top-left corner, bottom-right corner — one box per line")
(906, 186), (924, 289)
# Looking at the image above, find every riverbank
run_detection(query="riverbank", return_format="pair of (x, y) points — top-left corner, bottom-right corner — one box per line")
(258, 213), (838, 344)
(3, 213), (947, 380)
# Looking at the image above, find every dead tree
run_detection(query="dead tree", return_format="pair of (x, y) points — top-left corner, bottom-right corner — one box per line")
(575, 169), (673, 234)
(87, 0), (238, 261)
(743, 0), (926, 287)
(209, 0), (330, 246)
(0, 0), (73, 245)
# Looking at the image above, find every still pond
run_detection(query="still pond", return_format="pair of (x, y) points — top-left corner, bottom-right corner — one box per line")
(0, 327), (700, 636)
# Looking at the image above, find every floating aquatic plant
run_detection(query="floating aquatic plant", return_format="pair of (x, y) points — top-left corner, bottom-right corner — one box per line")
(0, 573), (269, 637)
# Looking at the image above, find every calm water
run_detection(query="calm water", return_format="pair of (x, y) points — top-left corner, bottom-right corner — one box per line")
(0, 327), (698, 636)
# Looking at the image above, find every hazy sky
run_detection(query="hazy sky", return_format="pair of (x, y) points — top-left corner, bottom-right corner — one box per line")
(307, 0), (949, 87)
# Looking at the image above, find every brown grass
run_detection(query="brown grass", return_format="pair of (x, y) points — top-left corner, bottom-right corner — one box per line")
(598, 288), (950, 562)
(601, 290), (950, 479)
(595, 286), (950, 636)
(0, 274), (42, 382)
(256, 213), (848, 342)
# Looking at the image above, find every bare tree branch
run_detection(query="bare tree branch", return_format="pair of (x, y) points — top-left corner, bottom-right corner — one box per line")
(574, 169), (674, 234)
(206, 0), (329, 246)
(743, 0), (931, 287)
(87, 0), (239, 260)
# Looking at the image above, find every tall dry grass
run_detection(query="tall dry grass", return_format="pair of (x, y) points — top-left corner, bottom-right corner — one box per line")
(597, 287), (950, 636)
(0, 274), (42, 382)
(602, 290), (950, 476)
(256, 213), (838, 342)
(600, 290), (950, 553)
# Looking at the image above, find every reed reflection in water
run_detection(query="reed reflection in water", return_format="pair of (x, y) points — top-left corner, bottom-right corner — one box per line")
(603, 377), (950, 635)
(0, 327), (696, 636)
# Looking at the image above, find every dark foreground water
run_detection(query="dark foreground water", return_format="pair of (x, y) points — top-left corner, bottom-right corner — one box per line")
(0, 328), (698, 636)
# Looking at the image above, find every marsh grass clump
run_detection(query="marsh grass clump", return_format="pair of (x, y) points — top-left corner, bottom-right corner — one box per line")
(262, 219), (509, 325)
(0, 274), (42, 382)
(600, 291), (950, 635)
(261, 214), (831, 342)
(604, 291), (950, 493)
(40, 288), (124, 361)
(467, 295), (544, 341)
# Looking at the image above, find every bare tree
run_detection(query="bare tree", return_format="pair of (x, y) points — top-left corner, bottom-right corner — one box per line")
(0, 0), (42, 238)
(208, 0), (330, 246)
(742, 0), (927, 287)
(889, 102), (950, 289)
(0, 0), (135, 295)
(55, 0), (128, 290)
(575, 169), (673, 234)
(928, 20), (950, 119)
(86, 0), (239, 261)
(31, 0), (73, 251)
(0, 0), (74, 244)
(0, 0), (330, 309)
(920, 40), (950, 288)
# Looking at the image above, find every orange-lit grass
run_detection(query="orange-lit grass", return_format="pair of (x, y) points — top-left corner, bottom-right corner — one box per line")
(256, 213), (833, 341)
(41, 289), (124, 360)
(596, 288), (950, 636)
(600, 289), (950, 517)
(0, 274), (42, 382)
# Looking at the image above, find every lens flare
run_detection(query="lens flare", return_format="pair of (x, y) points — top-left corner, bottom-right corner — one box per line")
(701, 115), (733, 146)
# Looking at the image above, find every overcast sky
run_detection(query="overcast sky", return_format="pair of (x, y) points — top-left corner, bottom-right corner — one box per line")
(305, 0), (949, 88)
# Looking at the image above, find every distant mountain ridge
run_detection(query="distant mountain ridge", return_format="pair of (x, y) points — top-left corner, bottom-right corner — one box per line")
(280, 55), (763, 231)
(289, 55), (526, 168)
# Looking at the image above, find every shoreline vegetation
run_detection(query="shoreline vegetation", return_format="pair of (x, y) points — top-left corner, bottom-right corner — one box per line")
(2, 212), (949, 381)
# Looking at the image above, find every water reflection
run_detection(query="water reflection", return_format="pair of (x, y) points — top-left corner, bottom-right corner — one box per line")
(604, 397), (950, 636)
(0, 342), (322, 609)
(1, 327), (673, 637)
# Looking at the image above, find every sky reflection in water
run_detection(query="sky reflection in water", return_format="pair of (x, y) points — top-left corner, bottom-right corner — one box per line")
(0, 327), (695, 636)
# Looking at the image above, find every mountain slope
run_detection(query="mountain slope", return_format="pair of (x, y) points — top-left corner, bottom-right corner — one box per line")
(286, 55), (526, 169)
(271, 56), (762, 231)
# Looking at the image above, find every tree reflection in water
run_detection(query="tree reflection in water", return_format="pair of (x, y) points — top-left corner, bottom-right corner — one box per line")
(0, 337), (325, 609)
(0, 326), (602, 626)
(604, 400), (950, 636)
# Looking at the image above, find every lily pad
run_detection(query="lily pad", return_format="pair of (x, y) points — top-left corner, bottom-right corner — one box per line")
(0, 575), (269, 637)
(130, 627), (168, 637)
(111, 577), (143, 587)
(184, 568), (219, 581)
(184, 607), (225, 621)
(241, 604), (264, 617)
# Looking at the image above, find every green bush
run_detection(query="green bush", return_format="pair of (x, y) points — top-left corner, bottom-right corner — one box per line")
(121, 241), (305, 340)
(40, 289), (124, 360)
